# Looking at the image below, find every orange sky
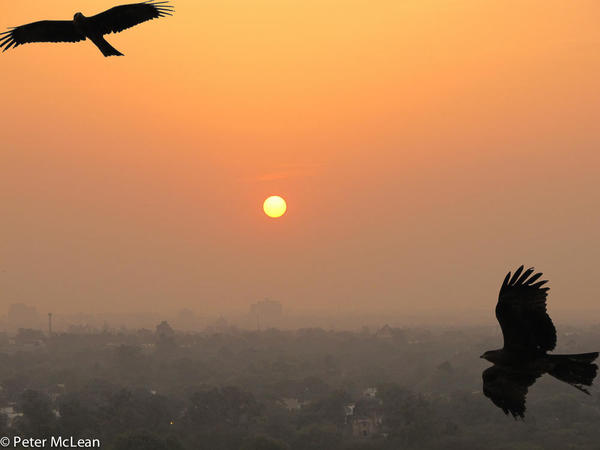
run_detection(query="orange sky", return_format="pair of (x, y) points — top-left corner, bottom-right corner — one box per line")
(1, 1), (599, 322)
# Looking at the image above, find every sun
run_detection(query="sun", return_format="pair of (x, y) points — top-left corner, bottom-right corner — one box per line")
(263, 196), (287, 218)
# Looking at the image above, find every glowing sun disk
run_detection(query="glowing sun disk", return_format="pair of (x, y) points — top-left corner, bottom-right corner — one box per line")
(263, 196), (287, 218)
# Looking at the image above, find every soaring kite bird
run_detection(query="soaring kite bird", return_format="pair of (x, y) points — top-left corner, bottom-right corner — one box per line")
(481, 266), (598, 419)
(0, 1), (173, 57)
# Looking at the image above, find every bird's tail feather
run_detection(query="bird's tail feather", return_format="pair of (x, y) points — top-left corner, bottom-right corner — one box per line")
(548, 353), (598, 394)
(89, 35), (123, 57)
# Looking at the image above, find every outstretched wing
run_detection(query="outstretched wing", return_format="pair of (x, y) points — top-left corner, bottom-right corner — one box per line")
(0, 21), (84, 52)
(88, 1), (174, 35)
(482, 365), (541, 419)
(496, 266), (556, 353)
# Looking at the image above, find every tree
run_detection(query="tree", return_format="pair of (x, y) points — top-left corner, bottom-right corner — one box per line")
(155, 321), (177, 353)
(187, 386), (261, 430)
(299, 390), (352, 428)
(14, 390), (56, 438)
(58, 392), (98, 437)
(377, 383), (436, 446)
(104, 388), (174, 434)
(113, 431), (183, 450)
(241, 436), (290, 450)
(291, 424), (341, 450)
(0, 413), (8, 435)
(15, 328), (45, 345)
(114, 344), (144, 367)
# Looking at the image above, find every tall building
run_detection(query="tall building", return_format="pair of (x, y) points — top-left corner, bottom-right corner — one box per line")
(7, 304), (40, 332)
(250, 299), (283, 330)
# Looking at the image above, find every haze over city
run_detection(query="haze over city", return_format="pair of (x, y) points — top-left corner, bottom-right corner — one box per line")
(2, 2), (600, 449)
(2, 0), (599, 325)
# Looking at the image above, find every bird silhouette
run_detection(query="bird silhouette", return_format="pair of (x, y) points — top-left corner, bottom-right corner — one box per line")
(0, 1), (173, 57)
(481, 266), (598, 418)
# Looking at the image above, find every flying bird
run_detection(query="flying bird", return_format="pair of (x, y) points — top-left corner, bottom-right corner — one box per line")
(0, 1), (173, 57)
(481, 266), (598, 419)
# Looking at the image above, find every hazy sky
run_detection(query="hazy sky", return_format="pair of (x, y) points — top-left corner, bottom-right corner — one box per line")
(1, 1), (599, 321)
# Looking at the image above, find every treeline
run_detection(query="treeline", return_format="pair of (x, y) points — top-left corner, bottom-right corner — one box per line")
(1, 326), (599, 449)
(4, 380), (600, 449)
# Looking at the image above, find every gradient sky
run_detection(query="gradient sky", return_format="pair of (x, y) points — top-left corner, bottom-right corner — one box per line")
(1, 1), (599, 322)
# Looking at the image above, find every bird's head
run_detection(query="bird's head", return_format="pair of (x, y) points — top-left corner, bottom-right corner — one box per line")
(73, 12), (85, 21)
(480, 349), (503, 364)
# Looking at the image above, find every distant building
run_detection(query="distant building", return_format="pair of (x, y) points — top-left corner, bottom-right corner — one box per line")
(155, 321), (176, 350)
(0, 404), (23, 428)
(212, 316), (230, 333)
(351, 398), (383, 438)
(156, 321), (175, 340)
(15, 328), (45, 345)
(352, 414), (382, 438)
(375, 324), (405, 342)
(363, 387), (378, 398)
(375, 324), (394, 339)
(250, 299), (283, 330)
(67, 324), (99, 334)
(7, 304), (40, 331)
(345, 398), (383, 438)
(280, 397), (309, 411)
(344, 403), (356, 423)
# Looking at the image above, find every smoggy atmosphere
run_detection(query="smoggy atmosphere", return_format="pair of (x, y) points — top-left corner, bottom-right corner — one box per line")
(2, 1), (599, 326)
(2, 3), (600, 450)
